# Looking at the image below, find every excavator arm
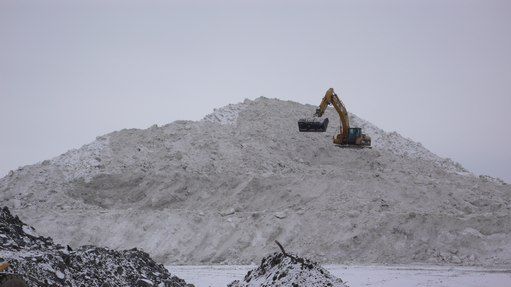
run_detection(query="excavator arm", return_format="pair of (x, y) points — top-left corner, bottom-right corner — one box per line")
(314, 88), (350, 144)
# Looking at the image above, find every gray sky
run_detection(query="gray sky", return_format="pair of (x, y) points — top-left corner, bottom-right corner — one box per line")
(1, 0), (510, 182)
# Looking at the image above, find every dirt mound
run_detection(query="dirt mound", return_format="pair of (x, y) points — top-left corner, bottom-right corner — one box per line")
(228, 251), (347, 287)
(0, 207), (193, 287)
(0, 97), (510, 266)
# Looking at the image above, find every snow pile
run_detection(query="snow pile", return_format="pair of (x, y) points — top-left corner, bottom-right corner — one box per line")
(0, 207), (193, 287)
(229, 252), (348, 287)
(0, 97), (509, 266)
(349, 113), (467, 174)
(202, 100), (250, 125)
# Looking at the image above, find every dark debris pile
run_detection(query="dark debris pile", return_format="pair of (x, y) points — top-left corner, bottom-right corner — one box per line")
(228, 252), (348, 287)
(0, 207), (193, 287)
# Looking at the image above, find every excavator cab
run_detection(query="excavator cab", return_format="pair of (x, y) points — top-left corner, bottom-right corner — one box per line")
(297, 118), (329, 132)
(347, 128), (361, 144)
(346, 127), (371, 146)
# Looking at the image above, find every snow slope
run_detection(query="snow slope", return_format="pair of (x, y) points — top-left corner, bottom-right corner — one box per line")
(0, 97), (510, 266)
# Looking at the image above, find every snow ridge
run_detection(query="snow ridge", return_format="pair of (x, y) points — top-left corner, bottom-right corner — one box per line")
(48, 135), (112, 182)
(202, 100), (250, 125)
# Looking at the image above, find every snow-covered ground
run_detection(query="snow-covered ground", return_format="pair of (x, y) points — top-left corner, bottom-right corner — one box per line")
(167, 264), (511, 287)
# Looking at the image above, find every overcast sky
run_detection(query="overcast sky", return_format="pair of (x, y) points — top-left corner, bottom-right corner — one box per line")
(1, 0), (510, 182)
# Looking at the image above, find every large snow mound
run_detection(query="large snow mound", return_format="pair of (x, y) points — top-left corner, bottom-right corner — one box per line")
(0, 97), (510, 266)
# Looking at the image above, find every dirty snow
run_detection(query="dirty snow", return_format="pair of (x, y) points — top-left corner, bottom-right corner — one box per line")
(0, 97), (509, 267)
(0, 206), (193, 287)
(228, 251), (348, 287)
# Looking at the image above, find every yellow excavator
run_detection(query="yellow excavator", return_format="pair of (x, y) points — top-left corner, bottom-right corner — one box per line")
(298, 88), (371, 147)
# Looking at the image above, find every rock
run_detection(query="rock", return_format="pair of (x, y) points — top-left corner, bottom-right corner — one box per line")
(55, 270), (65, 280)
(274, 211), (287, 219)
(21, 225), (37, 237)
(136, 278), (154, 286)
(220, 208), (235, 216)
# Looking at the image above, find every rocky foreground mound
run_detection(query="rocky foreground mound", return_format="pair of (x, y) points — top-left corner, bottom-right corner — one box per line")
(0, 207), (193, 287)
(1, 97), (510, 266)
(229, 249), (348, 287)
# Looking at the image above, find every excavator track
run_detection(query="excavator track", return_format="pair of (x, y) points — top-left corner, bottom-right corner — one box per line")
(336, 144), (372, 149)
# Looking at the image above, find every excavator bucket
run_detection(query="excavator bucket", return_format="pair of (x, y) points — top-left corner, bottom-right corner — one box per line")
(298, 118), (329, 132)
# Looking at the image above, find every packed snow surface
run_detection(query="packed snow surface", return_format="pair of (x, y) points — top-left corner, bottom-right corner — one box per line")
(167, 265), (511, 287)
(1, 97), (510, 266)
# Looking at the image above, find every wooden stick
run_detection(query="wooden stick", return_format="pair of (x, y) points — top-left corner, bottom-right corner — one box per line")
(275, 240), (287, 256)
